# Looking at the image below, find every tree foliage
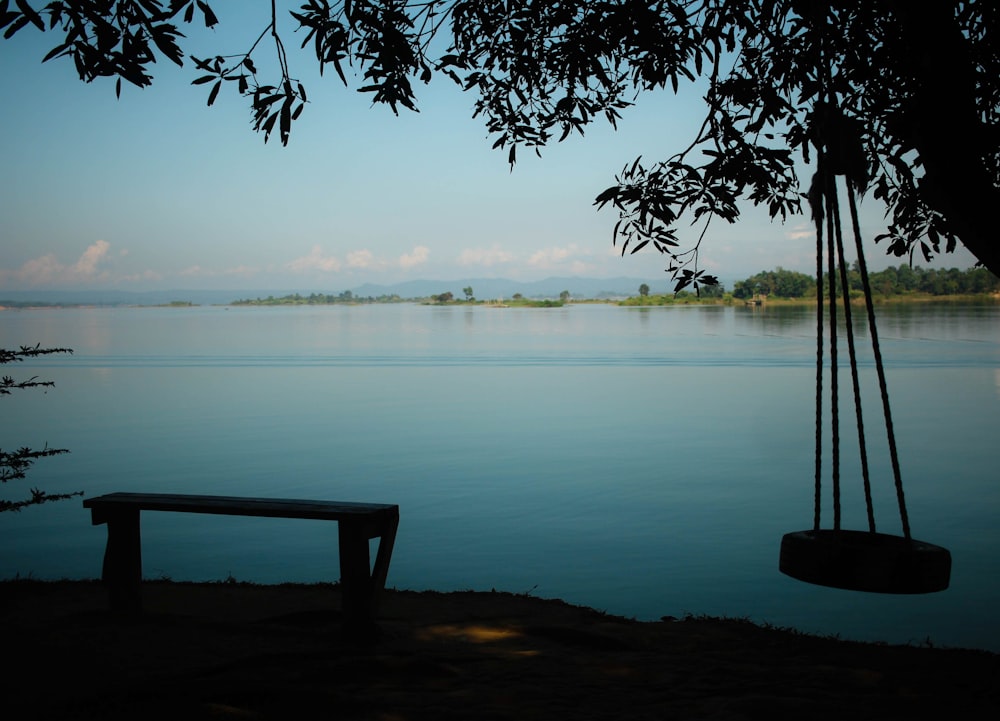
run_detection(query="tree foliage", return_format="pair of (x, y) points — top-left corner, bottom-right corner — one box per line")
(3, 1), (998, 288)
(731, 264), (1000, 299)
(732, 267), (815, 299)
(1, 344), (81, 513)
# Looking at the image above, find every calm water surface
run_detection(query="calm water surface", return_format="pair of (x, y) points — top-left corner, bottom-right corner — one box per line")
(2, 303), (998, 649)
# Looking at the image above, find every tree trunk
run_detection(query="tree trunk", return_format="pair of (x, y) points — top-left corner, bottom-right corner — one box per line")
(887, 1), (1000, 275)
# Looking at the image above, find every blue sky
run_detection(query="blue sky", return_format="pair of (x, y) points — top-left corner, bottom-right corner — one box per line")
(0, 6), (978, 293)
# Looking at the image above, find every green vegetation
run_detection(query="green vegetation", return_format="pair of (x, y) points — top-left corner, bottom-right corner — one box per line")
(0, 300), (62, 309)
(430, 293), (564, 307)
(232, 291), (403, 305)
(731, 265), (1000, 301)
(620, 283), (728, 306)
(732, 269), (816, 300)
(619, 265), (999, 305)
(235, 291), (565, 307)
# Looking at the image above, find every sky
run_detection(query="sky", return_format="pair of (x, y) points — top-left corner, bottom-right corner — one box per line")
(0, 5), (979, 293)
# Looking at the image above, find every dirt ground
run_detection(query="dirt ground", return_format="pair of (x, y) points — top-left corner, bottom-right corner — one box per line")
(4, 580), (999, 720)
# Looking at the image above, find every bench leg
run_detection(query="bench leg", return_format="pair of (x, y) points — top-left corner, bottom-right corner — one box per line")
(100, 509), (143, 614)
(338, 521), (374, 635)
(369, 509), (399, 614)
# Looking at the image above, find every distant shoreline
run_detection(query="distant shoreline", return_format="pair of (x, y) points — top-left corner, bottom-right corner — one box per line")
(3, 292), (999, 310)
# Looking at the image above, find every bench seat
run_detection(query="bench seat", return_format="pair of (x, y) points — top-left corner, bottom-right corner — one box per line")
(83, 492), (399, 636)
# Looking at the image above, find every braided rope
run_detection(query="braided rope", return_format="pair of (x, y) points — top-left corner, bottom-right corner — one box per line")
(825, 176), (841, 530)
(812, 169), (825, 532)
(829, 180), (877, 533)
(847, 187), (912, 539)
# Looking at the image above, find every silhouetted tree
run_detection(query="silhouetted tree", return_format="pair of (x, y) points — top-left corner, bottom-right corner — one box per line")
(638, 283), (650, 297)
(1, 345), (81, 513)
(559, 290), (571, 302)
(463, 286), (474, 301)
(3, 2), (998, 286)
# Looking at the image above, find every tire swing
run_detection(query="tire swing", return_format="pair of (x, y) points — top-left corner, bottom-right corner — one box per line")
(778, 121), (951, 594)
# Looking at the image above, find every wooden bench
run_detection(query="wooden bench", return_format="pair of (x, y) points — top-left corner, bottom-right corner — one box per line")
(82, 492), (399, 635)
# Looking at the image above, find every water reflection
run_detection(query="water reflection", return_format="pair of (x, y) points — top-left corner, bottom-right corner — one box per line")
(2, 301), (998, 651)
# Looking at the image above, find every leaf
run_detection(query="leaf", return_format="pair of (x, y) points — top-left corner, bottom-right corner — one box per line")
(41, 41), (71, 63)
(255, 93), (284, 109)
(192, 74), (216, 85)
(279, 98), (291, 144)
(207, 79), (221, 106)
(629, 239), (650, 255)
(593, 186), (618, 207)
(261, 110), (279, 140)
(0, 8), (14, 32)
(2, 13), (29, 39)
(14, 0), (42, 31)
(196, 1), (218, 28)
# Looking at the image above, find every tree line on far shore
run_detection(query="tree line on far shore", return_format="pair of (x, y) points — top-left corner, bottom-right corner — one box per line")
(231, 291), (404, 305)
(232, 288), (574, 306)
(623, 265), (999, 304)
(731, 265), (999, 300)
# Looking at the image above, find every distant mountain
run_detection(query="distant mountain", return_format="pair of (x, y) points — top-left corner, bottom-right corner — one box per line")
(0, 289), (292, 307)
(0, 277), (671, 306)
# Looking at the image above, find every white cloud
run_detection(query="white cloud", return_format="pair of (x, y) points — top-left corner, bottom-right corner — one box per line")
(785, 224), (814, 241)
(0, 240), (115, 286)
(118, 269), (163, 283)
(180, 263), (258, 278)
(72, 239), (110, 274)
(14, 254), (62, 285)
(287, 245), (342, 273)
(527, 244), (582, 269)
(285, 246), (426, 275)
(457, 246), (514, 267)
(399, 245), (429, 269)
(223, 265), (260, 277)
(347, 249), (377, 269)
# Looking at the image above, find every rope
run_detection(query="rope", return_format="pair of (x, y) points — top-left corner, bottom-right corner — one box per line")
(812, 165), (826, 532)
(825, 173), (841, 531)
(805, 13), (912, 545)
(846, 188), (912, 539)
(829, 180), (878, 533)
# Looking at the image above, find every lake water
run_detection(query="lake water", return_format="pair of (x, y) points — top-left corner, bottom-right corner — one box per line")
(2, 302), (999, 650)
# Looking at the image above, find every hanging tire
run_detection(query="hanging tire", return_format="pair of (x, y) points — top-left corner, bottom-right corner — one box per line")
(779, 529), (951, 594)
